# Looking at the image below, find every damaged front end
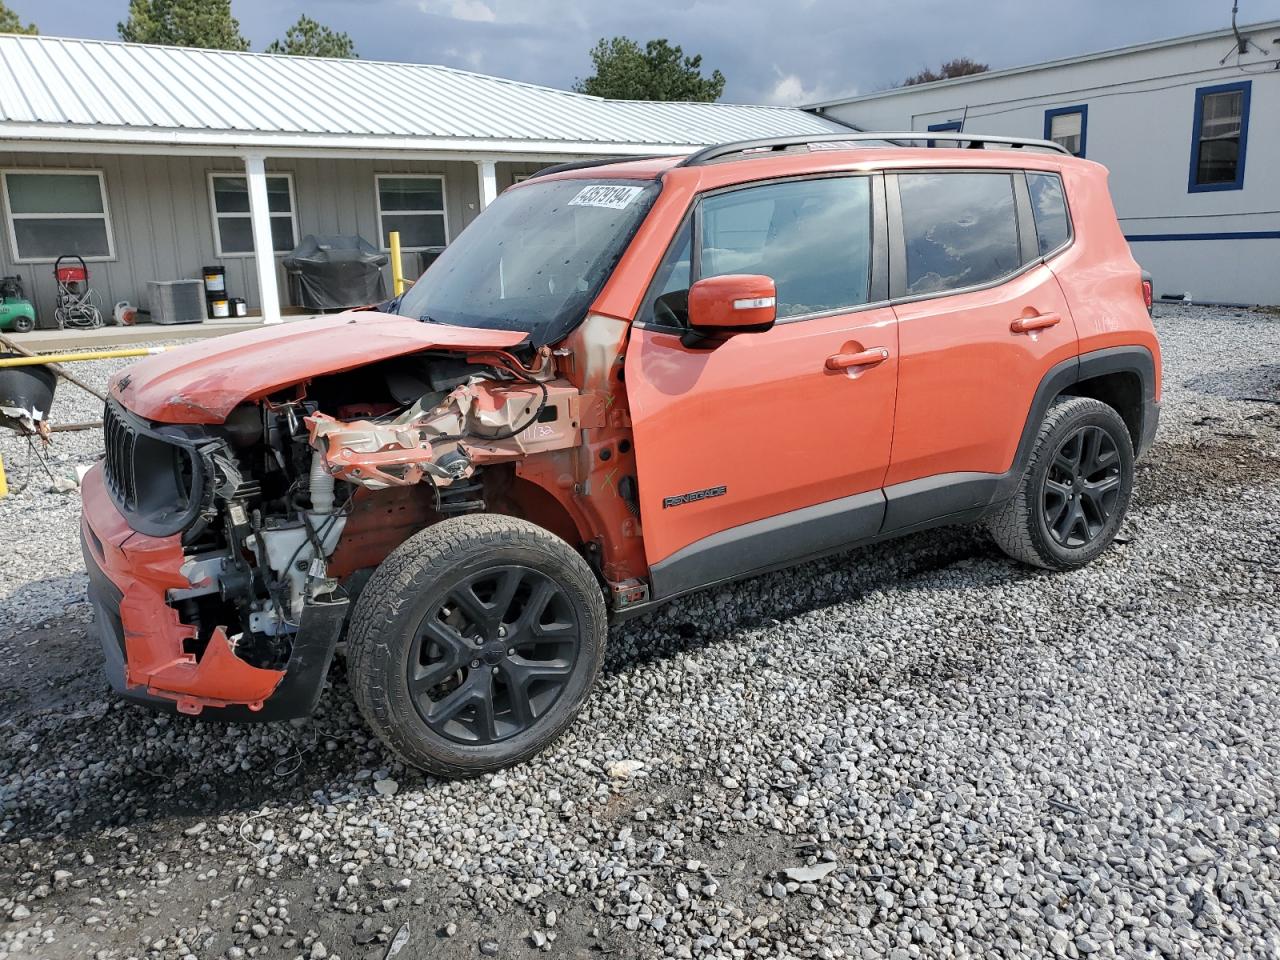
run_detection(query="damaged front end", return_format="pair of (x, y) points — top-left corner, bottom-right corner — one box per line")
(82, 346), (583, 718)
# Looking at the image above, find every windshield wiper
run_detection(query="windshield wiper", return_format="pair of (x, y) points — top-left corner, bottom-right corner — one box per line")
(374, 292), (404, 314)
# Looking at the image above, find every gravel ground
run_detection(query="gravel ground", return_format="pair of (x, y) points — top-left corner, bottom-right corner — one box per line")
(1, 306), (1278, 960)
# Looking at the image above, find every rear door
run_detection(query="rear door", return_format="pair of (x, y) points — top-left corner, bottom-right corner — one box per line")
(883, 169), (1080, 529)
(625, 173), (899, 598)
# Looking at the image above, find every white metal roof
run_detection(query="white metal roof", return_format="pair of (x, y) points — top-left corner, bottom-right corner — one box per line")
(805, 18), (1280, 110)
(0, 34), (845, 156)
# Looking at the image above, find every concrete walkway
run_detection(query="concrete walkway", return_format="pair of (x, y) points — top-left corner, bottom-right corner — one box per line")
(6, 313), (317, 352)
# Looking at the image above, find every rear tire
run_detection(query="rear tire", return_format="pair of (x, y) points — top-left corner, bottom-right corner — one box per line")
(986, 396), (1134, 571)
(346, 514), (607, 778)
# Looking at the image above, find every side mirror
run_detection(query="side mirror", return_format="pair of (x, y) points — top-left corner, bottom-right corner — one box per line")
(687, 274), (776, 340)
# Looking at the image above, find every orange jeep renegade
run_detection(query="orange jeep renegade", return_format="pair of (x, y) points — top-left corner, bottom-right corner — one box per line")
(81, 134), (1161, 776)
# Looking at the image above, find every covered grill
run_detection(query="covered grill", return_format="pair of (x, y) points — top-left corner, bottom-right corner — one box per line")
(284, 235), (389, 311)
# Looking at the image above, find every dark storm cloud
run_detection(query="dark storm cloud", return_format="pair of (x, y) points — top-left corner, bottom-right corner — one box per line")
(9, 0), (1247, 104)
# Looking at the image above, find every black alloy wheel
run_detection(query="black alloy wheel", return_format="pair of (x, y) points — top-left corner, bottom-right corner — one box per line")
(409, 565), (581, 745)
(986, 395), (1135, 571)
(346, 514), (607, 777)
(1040, 424), (1122, 548)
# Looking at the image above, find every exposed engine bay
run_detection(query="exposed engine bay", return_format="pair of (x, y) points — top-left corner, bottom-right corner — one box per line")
(153, 347), (582, 673)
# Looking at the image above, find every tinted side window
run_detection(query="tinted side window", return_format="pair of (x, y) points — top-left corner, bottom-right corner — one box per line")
(700, 177), (872, 318)
(1027, 172), (1071, 256)
(898, 173), (1020, 296)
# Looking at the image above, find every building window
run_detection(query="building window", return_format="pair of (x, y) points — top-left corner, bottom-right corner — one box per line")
(1189, 80), (1251, 192)
(926, 120), (962, 147)
(2, 169), (115, 262)
(209, 172), (297, 257)
(898, 172), (1021, 297)
(376, 175), (447, 251)
(1044, 105), (1087, 157)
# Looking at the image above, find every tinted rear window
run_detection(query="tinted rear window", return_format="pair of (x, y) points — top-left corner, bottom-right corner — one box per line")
(899, 172), (1021, 296)
(1027, 172), (1071, 256)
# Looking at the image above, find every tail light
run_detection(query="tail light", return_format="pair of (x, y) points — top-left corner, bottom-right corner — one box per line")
(1140, 271), (1154, 316)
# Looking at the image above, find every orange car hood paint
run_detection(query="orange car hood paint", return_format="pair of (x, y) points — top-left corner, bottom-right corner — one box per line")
(111, 311), (528, 424)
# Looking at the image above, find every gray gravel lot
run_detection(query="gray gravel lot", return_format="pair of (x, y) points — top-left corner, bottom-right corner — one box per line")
(0, 305), (1278, 960)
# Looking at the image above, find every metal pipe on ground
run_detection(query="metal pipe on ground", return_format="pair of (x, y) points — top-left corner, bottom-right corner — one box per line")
(50, 421), (104, 433)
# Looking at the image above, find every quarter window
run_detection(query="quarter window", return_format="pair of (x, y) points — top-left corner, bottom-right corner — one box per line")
(210, 173), (297, 256)
(898, 172), (1021, 296)
(2, 170), (114, 261)
(700, 177), (873, 319)
(1026, 172), (1071, 257)
(1189, 81), (1250, 191)
(376, 175), (447, 250)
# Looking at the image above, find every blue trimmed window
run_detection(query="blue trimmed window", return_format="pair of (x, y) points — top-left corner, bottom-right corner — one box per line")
(1044, 105), (1087, 157)
(1188, 80), (1251, 192)
(926, 120), (962, 147)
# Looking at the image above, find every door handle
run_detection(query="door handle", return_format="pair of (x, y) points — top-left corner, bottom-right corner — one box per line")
(826, 347), (889, 371)
(1010, 312), (1061, 333)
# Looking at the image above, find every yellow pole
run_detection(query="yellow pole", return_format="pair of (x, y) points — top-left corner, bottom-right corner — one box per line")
(389, 230), (405, 296)
(0, 346), (168, 368)
(0, 454), (7, 498)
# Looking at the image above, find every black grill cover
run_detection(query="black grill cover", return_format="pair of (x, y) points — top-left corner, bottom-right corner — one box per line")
(283, 235), (389, 310)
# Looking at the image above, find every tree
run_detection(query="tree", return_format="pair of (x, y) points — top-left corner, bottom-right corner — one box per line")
(902, 57), (989, 86)
(266, 15), (357, 58)
(574, 37), (725, 102)
(0, 1), (38, 35)
(118, 0), (249, 51)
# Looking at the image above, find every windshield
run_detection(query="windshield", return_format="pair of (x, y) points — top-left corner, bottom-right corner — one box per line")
(395, 177), (661, 346)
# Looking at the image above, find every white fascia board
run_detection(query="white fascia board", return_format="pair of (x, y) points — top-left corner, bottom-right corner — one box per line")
(0, 124), (697, 160)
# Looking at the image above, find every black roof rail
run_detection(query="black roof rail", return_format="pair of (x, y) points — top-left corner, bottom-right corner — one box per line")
(526, 155), (667, 180)
(678, 132), (1071, 166)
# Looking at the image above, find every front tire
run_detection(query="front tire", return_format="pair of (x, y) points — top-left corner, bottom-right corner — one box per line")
(346, 515), (607, 778)
(986, 396), (1134, 571)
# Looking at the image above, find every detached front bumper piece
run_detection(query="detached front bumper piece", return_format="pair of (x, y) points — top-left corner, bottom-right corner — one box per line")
(80, 464), (348, 721)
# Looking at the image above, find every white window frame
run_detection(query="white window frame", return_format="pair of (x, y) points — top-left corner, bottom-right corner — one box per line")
(207, 170), (299, 259)
(374, 174), (449, 252)
(1, 168), (116, 263)
(511, 173), (531, 184)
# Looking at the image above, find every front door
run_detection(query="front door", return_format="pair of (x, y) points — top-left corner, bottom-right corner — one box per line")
(624, 174), (898, 599)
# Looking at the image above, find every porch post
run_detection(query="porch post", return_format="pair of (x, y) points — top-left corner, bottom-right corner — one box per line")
(477, 159), (498, 210)
(243, 153), (283, 324)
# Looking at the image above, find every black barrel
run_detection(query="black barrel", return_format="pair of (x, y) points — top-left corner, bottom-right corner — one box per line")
(0, 354), (56, 432)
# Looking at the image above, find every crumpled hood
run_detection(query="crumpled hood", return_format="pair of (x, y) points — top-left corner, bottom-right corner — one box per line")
(111, 311), (528, 423)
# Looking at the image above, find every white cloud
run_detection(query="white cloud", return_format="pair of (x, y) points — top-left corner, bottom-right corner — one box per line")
(419, 0), (497, 22)
(452, 0), (496, 21)
(762, 69), (842, 107)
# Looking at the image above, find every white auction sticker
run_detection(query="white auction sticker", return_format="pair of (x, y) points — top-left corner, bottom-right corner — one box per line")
(568, 184), (645, 210)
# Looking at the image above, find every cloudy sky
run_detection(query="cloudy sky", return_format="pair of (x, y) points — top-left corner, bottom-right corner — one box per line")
(8, 0), (1264, 104)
